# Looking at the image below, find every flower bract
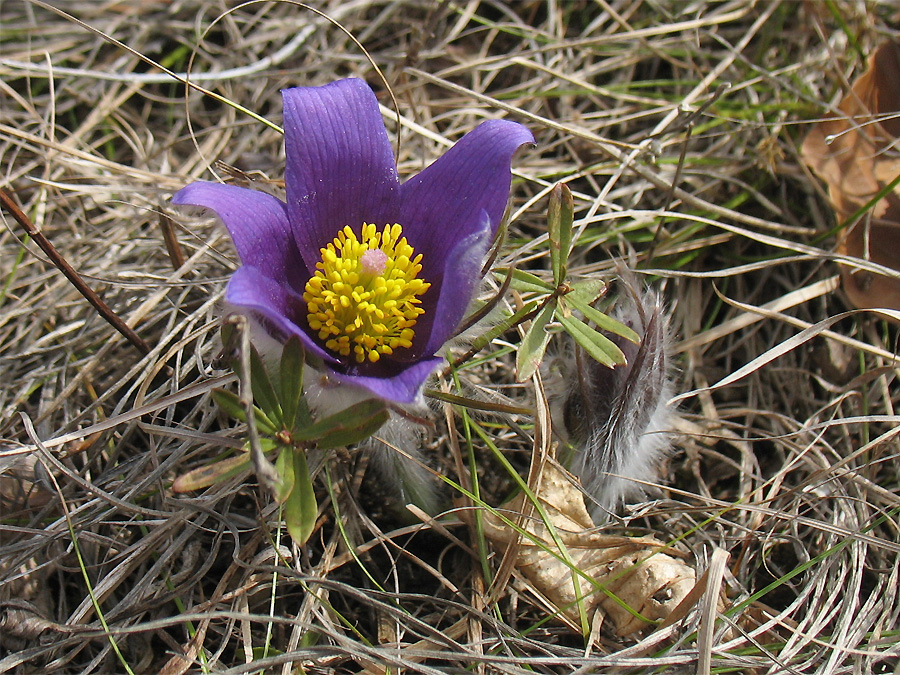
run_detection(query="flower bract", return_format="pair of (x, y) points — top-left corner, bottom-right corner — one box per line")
(173, 78), (532, 403)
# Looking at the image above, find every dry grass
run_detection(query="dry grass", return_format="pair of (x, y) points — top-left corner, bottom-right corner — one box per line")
(2, 0), (900, 673)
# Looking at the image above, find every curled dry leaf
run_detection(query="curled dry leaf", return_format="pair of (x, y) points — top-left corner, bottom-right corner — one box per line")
(0, 601), (73, 642)
(802, 39), (900, 311)
(0, 448), (52, 513)
(481, 460), (697, 636)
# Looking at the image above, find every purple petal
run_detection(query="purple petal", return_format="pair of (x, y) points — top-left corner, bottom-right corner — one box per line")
(398, 119), (534, 262)
(282, 79), (401, 270)
(331, 356), (444, 404)
(396, 119), (533, 354)
(421, 220), (492, 354)
(172, 182), (309, 291)
(225, 266), (336, 364)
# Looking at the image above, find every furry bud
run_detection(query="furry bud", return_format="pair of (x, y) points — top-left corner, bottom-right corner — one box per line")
(554, 281), (674, 518)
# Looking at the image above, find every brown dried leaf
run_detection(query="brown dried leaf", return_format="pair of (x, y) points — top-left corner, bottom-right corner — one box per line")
(802, 39), (900, 311)
(482, 461), (697, 636)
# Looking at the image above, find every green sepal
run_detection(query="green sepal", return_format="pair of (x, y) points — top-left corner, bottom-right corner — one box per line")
(284, 448), (318, 546)
(567, 294), (640, 344)
(211, 388), (280, 436)
(516, 300), (556, 382)
(548, 183), (574, 287)
(280, 336), (309, 431)
(558, 312), (626, 367)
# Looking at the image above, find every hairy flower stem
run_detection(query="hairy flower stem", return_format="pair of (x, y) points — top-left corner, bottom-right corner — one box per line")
(445, 280), (571, 374)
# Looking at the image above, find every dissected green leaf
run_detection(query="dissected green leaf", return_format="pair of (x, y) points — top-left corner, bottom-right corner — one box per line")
(249, 344), (283, 426)
(171, 452), (251, 492)
(516, 300), (556, 382)
(284, 449), (318, 546)
(548, 183), (574, 287)
(315, 407), (390, 449)
(494, 268), (555, 294)
(567, 278), (607, 306)
(567, 294), (640, 343)
(171, 437), (278, 492)
(292, 398), (386, 443)
(274, 445), (296, 503)
(558, 313), (626, 367)
(211, 388), (279, 436)
(280, 336), (309, 431)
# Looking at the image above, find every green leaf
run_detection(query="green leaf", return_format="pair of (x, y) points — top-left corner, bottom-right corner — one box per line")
(567, 294), (640, 343)
(211, 388), (279, 436)
(494, 268), (555, 294)
(249, 345), (283, 426)
(567, 278), (607, 306)
(288, 398), (389, 449)
(558, 313), (626, 367)
(548, 183), (574, 286)
(300, 630), (320, 647)
(280, 336), (308, 430)
(219, 320), (237, 361)
(171, 452), (251, 492)
(274, 445), (296, 503)
(252, 646), (284, 660)
(292, 398), (383, 441)
(284, 449), (318, 546)
(516, 300), (556, 382)
(315, 407), (390, 450)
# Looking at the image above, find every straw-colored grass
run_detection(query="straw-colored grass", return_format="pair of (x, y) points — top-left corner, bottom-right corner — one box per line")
(2, 1), (899, 673)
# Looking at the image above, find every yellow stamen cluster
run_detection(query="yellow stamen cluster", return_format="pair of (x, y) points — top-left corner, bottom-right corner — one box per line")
(304, 223), (430, 364)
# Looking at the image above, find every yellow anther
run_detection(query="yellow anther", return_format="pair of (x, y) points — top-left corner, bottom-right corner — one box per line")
(303, 224), (430, 364)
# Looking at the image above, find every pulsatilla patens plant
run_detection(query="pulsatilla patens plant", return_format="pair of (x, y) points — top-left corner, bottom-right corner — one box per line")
(174, 78), (534, 405)
(173, 331), (390, 547)
(171, 78), (533, 543)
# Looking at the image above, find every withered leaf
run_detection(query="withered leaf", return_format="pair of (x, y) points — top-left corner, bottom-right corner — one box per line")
(802, 39), (900, 311)
(481, 460), (697, 636)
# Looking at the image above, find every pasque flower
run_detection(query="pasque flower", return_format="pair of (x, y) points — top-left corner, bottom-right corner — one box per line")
(174, 78), (532, 404)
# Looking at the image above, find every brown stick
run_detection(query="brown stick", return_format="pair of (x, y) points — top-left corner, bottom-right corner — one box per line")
(0, 187), (152, 358)
(158, 210), (186, 272)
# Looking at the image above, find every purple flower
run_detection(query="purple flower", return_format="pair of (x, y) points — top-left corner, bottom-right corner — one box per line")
(173, 78), (532, 404)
